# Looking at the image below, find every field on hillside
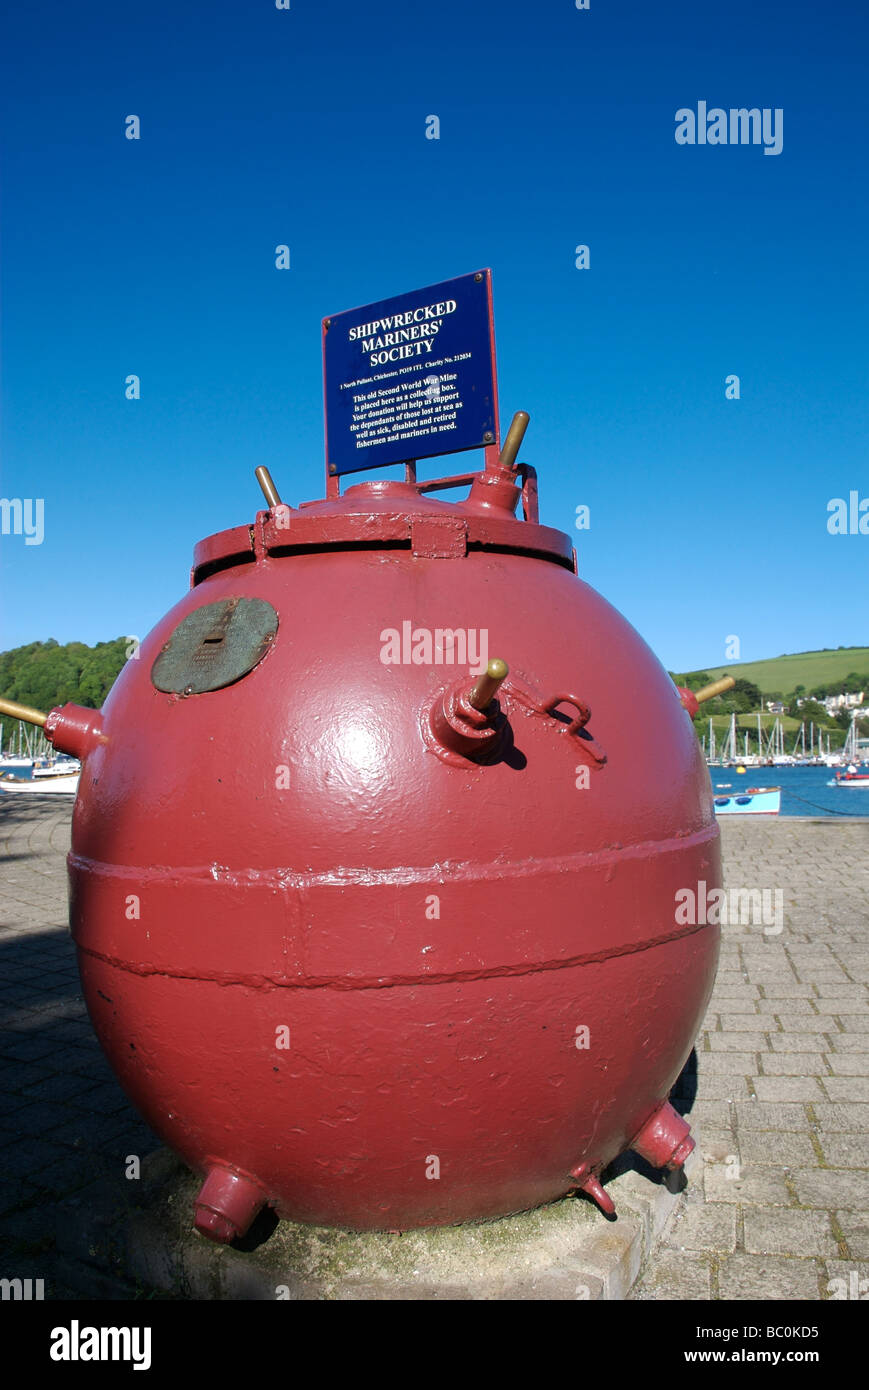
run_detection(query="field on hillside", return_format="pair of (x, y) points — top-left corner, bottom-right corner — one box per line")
(685, 648), (869, 693)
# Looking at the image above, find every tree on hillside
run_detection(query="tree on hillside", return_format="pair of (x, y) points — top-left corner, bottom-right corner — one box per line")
(729, 678), (762, 712)
(797, 699), (831, 725)
(669, 671), (712, 691)
(842, 671), (869, 694)
(0, 637), (128, 747)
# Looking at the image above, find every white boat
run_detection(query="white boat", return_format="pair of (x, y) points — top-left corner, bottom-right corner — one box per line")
(32, 757), (80, 778)
(0, 719), (80, 793)
(0, 771), (79, 795)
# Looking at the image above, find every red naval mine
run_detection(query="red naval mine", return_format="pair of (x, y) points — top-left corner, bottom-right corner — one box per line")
(1, 349), (730, 1241)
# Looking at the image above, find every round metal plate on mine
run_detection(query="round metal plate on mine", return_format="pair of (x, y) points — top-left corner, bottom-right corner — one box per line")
(151, 597), (278, 694)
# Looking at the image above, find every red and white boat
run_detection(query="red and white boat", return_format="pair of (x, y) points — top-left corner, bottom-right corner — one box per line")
(831, 764), (869, 789)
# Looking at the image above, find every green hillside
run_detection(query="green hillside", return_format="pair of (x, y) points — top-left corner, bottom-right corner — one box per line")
(0, 638), (128, 746)
(684, 647), (869, 694)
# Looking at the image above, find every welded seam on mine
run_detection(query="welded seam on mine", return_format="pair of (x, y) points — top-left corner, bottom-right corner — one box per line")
(66, 822), (719, 888)
(74, 917), (716, 991)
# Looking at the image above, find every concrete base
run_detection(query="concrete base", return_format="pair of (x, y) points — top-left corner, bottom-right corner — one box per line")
(56, 1141), (700, 1301)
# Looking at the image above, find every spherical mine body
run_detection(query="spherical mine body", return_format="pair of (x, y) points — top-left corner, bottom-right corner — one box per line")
(63, 478), (720, 1235)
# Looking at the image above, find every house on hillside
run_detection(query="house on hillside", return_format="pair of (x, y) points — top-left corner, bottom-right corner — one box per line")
(823, 692), (865, 712)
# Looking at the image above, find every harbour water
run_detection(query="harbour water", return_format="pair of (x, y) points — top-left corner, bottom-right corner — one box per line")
(707, 763), (869, 818)
(2, 757), (865, 816)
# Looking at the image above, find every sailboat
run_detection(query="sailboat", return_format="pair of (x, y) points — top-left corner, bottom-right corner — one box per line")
(829, 713), (869, 786)
(706, 718), (719, 767)
(0, 718), (81, 794)
(719, 713), (738, 766)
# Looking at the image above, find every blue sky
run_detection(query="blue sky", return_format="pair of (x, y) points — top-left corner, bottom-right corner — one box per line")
(1, 0), (866, 672)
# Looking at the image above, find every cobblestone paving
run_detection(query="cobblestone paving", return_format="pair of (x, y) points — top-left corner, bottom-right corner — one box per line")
(0, 797), (158, 1298)
(1, 800), (867, 1300)
(633, 817), (869, 1301)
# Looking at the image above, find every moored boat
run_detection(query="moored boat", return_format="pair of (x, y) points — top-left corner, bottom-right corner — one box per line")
(713, 786), (781, 816)
(32, 756), (81, 779)
(830, 764), (869, 788)
(0, 771), (79, 795)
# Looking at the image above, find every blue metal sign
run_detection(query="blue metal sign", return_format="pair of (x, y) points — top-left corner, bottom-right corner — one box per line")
(323, 270), (498, 476)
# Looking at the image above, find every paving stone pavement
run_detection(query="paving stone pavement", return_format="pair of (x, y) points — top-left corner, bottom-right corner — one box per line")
(0, 797), (159, 1298)
(1, 799), (867, 1300)
(632, 816), (869, 1301)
